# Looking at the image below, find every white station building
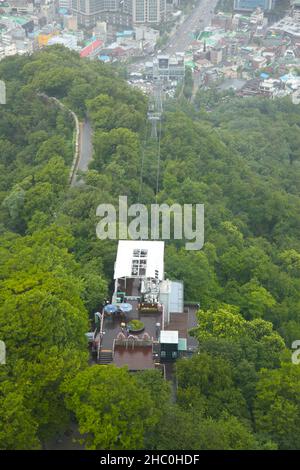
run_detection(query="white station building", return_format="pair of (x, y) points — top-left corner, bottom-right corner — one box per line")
(113, 240), (164, 282)
(112, 240), (184, 324)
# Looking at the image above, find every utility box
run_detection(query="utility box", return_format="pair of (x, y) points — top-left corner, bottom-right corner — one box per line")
(159, 330), (179, 362)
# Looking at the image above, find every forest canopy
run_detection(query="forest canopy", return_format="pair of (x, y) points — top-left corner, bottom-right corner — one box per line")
(0, 46), (300, 450)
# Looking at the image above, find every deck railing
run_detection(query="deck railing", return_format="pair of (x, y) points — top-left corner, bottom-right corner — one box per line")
(113, 337), (154, 351)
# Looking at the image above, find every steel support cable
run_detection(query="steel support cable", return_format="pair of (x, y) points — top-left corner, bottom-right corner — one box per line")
(152, 117), (163, 239)
(138, 121), (149, 204)
(155, 118), (162, 205)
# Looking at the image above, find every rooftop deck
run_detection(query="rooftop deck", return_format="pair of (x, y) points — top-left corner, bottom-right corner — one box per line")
(101, 308), (162, 351)
(97, 271), (198, 370)
(100, 276), (162, 370)
(165, 305), (199, 351)
(113, 344), (155, 370)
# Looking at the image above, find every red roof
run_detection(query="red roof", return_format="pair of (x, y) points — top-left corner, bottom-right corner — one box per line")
(80, 39), (103, 58)
(111, 47), (126, 56)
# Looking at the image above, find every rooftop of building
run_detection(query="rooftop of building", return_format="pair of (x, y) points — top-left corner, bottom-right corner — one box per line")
(114, 240), (164, 281)
(160, 330), (178, 344)
(165, 305), (198, 352)
(272, 15), (300, 38)
(0, 13), (32, 25)
(80, 38), (103, 57)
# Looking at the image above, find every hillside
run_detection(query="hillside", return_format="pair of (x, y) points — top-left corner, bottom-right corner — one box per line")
(1, 47), (300, 449)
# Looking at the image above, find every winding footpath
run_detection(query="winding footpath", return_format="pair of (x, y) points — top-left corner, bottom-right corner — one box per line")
(37, 93), (93, 186)
(71, 119), (93, 186)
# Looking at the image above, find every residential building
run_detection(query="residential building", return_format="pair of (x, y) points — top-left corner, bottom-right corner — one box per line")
(47, 33), (78, 49)
(210, 47), (223, 65)
(58, 0), (71, 10)
(63, 14), (78, 30)
(292, 0), (300, 21)
(271, 16), (300, 39)
(132, 0), (166, 25)
(8, 0), (34, 14)
(70, 0), (132, 28)
(70, 0), (166, 27)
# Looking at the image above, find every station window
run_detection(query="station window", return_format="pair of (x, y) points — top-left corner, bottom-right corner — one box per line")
(131, 249), (148, 276)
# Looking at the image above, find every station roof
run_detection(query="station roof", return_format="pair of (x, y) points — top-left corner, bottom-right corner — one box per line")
(114, 240), (164, 281)
(160, 330), (179, 344)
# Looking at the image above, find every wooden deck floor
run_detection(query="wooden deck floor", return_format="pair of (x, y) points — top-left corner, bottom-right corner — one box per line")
(166, 305), (199, 351)
(165, 312), (188, 338)
(114, 345), (155, 370)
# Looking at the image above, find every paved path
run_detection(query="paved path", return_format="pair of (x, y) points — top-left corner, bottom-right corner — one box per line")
(70, 118), (93, 186)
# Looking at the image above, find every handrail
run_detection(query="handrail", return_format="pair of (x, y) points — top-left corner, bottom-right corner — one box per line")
(97, 309), (105, 362)
(114, 338), (154, 348)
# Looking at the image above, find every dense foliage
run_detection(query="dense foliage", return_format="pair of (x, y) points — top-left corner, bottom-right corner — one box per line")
(1, 46), (300, 449)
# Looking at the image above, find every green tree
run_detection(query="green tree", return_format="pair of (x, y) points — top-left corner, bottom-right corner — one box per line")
(0, 378), (40, 450)
(0, 227), (89, 444)
(239, 279), (276, 319)
(191, 306), (285, 370)
(154, 404), (274, 449)
(62, 365), (159, 450)
(254, 362), (300, 449)
(176, 352), (249, 421)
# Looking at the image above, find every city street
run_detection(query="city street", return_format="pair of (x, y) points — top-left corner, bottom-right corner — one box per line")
(163, 0), (220, 54)
(128, 0), (220, 74)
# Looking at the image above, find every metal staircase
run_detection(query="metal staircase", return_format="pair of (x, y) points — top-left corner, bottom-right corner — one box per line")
(98, 349), (113, 365)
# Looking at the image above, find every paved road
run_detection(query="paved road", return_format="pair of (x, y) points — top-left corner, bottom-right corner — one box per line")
(128, 0), (219, 73)
(71, 118), (93, 186)
(71, 2), (219, 185)
(78, 119), (93, 172)
(163, 0), (219, 54)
